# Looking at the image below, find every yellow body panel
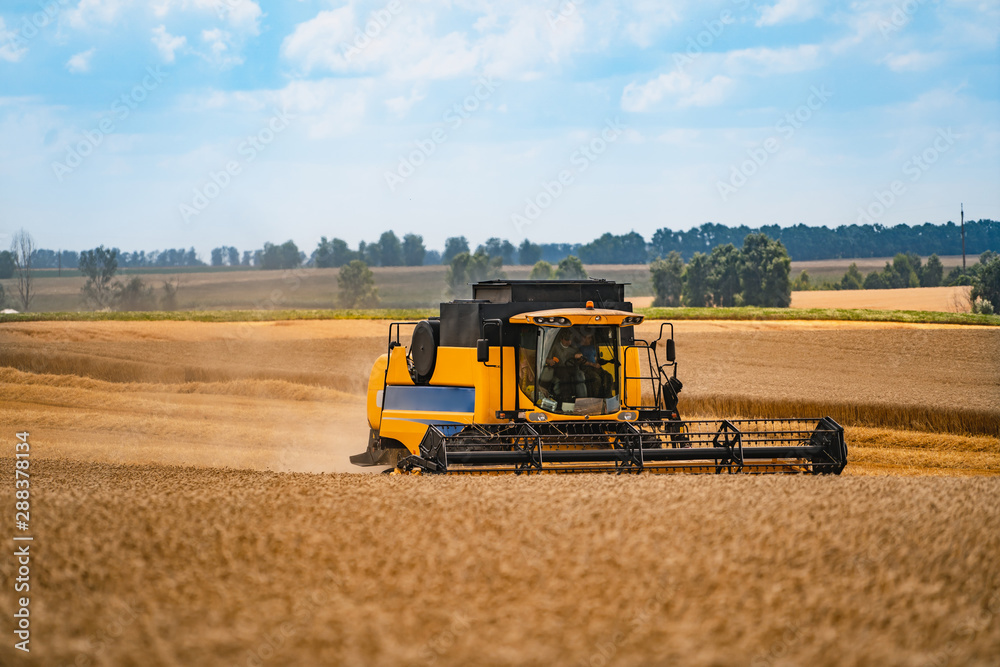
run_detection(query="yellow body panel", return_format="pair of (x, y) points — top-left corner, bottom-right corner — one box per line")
(385, 346), (414, 386)
(429, 347), (476, 387)
(366, 354), (388, 431)
(623, 346), (645, 407)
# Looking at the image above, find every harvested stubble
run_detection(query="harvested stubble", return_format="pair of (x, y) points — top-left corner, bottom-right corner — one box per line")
(0, 458), (997, 667)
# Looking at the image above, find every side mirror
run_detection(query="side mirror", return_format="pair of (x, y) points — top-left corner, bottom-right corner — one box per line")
(665, 338), (676, 362)
(476, 339), (490, 363)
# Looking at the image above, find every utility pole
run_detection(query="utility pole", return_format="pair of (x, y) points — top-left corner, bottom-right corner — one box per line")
(961, 204), (966, 273)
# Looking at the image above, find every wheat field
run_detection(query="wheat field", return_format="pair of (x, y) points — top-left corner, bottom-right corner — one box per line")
(0, 319), (998, 665)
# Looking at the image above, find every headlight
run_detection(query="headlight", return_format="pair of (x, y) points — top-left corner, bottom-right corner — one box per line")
(616, 411), (638, 421)
(527, 412), (548, 422)
(532, 316), (570, 326)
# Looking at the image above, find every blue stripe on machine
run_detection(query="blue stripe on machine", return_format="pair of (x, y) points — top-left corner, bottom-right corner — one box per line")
(382, 419), (466, 436)
(383, 386), (476, 413)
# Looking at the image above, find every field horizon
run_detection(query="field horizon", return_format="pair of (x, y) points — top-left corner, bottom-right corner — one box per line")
(3, 254), (977, 312)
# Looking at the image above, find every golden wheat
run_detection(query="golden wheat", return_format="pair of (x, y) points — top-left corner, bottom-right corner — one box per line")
(0, 458), (997, 666)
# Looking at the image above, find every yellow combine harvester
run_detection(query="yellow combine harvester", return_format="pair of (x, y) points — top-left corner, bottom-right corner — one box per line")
(351, 280), (847, 475)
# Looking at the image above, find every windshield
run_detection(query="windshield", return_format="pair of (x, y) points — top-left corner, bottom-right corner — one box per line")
(518, 325), (621, 415)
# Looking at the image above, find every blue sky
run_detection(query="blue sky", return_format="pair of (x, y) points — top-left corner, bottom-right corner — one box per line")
(0, 0), (997, 258)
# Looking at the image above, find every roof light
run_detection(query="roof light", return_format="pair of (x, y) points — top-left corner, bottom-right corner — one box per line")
(586, 300), (594, 309)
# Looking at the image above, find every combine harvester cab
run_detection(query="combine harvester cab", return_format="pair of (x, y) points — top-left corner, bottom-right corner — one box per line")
(351, 280), (847, 475)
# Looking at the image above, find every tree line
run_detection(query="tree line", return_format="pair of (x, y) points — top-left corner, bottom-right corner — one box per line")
(3, 226), (998, 314)
(11, 220), (997, 275)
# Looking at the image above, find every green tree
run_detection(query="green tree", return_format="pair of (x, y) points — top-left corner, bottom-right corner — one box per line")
(442, 237), (469, 264)
(0, 250), (14, 279)
(260, 240), (301, 270)
(920, 254), (944, 287)
(402, 234), (426, 266)
(740, 233), (791, 307)
(555, 255), (587, 279)
(840, 263), (864, 290)
(528, 260), (554, 280)
(314, 237), (335, 268)
(0, 282), (6, 310)
(377, 231), (404, 267)
(479, 238), (516, 264)
(740, 234), (768, 306)
(446, 250), (504, 298)
(331, 238), (354, 267)
(763, 248), (792, 307)
(682, 252), (711, 307)
(211, 247), (225, 266)
(577, 231), (648, 264)
(970, 253), (1000, 312)
(792, 270), (810, 291)
(650, 252), (684, 307)
(338, 260), (380, 308)
(864, 271), (887, 290)
(518, 240), (542, 266)
(79, 245), (120, 310)
(886, 253), (920, 288)
(707, 244), (741, 306)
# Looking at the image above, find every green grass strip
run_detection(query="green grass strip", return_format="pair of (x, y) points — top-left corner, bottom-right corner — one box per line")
(0, 308), (437, 323)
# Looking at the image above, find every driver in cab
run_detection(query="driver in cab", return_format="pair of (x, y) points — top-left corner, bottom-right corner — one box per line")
(545, 330), (587, 402)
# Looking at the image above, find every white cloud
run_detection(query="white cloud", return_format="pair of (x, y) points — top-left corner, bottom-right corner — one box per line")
(282, 8), (480, 81)
(624, 4), (680, 48)
(0, 18), (27, 63)
(185, 78), (370, 140)
(621, 71), (734, 111)
(280, 7), (355, 74)
(881, 50), (943, 72)
(722, 44), (823, 75)
(66, 0), (130, 29)
(152, 25), (186, 63)
(281, 4), (589, 82)
(756, 0), (825, 26)
(385, 88), (427, 118)
(620, 43), (823, 113)
(150, 0), (262, 35)
(66, 48), (97, 73)
(201, 28), (242, 67)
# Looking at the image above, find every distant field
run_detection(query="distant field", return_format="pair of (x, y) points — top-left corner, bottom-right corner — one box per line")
(791, 285), (972, 311)
(0, 255), (980, 312)
(2, 264), (655, 312)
